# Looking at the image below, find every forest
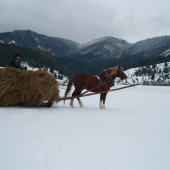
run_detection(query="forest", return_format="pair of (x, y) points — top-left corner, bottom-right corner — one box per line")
(0, 43), (170, 78)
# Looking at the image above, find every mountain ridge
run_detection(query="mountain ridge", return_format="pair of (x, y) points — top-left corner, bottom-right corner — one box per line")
(0, 30), (80, 57)
(0, 30), (170, 77)
(1, 30), (170, 60)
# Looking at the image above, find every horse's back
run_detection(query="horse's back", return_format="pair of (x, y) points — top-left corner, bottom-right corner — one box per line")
(73, 72), (99, 90)
(74, 72), (94, 83)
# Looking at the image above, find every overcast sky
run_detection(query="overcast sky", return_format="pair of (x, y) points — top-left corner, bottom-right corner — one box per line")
(0, 0), (170, 44)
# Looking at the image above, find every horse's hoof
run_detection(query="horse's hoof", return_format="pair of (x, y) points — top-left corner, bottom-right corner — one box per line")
(102, 104), (106, 110)
(78, 100), (83, 108)
(79, 103), (83, 108)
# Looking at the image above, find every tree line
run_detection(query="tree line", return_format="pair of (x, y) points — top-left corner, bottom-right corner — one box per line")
(1, 43), (170, 79)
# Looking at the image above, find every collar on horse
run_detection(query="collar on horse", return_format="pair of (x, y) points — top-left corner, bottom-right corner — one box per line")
(103, 69), (114, 86)
(95, 69), (114, 91)
(96, 75), (103, 91)
(96, 75), (103, 86)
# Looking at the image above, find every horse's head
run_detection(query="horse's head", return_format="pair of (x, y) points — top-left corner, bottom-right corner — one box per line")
(116, 66), (128, 80)
(106, 66), (127, 80)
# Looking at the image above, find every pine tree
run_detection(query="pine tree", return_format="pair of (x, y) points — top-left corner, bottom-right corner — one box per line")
(151, 73), (155, 80)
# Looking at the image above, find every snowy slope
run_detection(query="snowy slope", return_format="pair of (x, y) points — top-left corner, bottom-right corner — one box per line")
(123, 62), (170, 84)
(0, 85), (170, 170)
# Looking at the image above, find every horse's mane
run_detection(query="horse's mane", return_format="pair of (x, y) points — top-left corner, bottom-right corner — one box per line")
(105, 66), (124, 76)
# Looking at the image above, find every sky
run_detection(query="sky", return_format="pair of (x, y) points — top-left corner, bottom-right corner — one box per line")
(0, 0), (170, 44)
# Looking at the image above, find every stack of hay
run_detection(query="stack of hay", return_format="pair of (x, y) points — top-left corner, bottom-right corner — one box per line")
(0, 67), (60, 107)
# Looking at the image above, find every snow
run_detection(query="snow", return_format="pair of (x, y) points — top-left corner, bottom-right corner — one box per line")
(0, 40), (5, 43)
(0, 85), (170, 170)
(8, 40), (18, 45)
(124, 62), (170, 84)
(161, 49), (170, 57)
(81, 37), (108, 48)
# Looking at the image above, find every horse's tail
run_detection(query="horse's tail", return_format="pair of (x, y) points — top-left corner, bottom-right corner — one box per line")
(64, 75), (75, 103)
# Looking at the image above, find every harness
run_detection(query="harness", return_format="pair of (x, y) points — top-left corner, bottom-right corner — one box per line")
(95, 69), (114, 91)
(96, 75), (102, 91)
(96, 76), (103, 86)
(103, 69), (114, 86)
(81, 72), (114, 96)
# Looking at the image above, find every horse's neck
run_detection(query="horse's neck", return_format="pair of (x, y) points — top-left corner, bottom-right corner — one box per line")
(100, 71), (117, 80)
(111, 75), (117, 81)
(98, 72), (106, 79)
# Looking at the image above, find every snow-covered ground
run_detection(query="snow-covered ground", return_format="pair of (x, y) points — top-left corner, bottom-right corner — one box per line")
(0, 85), (170, 170)
(123, 62), (170, 84)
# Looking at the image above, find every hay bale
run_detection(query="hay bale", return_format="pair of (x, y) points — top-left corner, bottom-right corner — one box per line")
(0, 67), (60, 107)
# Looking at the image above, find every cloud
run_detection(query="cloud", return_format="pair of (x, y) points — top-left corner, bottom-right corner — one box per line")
(0, 0), (170, 44)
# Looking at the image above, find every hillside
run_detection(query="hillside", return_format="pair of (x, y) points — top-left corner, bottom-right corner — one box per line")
(120, 36), (170, 59)
(0, 43), (72, 76)
(123, 62), (170, 85)
(1, 30), (170, 61)
(0, 30), (80, 56)
(78, 36), (132, 58)
(0, 42), (170, 87)
(1, 30), (170, 78)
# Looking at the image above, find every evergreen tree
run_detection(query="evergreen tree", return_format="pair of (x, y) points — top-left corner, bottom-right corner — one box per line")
(152, 63), (156, 69)
(151, 73), (155, 80)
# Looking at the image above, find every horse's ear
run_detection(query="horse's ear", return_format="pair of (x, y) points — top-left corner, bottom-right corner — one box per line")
(118, 66), (120, 70)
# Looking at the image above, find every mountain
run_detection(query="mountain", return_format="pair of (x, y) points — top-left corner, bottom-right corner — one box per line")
(0, 30), (80, 56)
(0, 30), (132, 58)
(1, 30), (170, 77)
(79, 36), (132, 58)
(120, 36), (170, 59)
(0, 43), (73, 77)
(1, 30), (170, 61)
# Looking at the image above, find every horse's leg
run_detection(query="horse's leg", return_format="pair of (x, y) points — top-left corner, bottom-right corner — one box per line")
(77, 97), (83, 107)
(102, 92), (108, 109)
(71, 90), (83, 108)
(70, 98), (74, 108)
(99, 94), (103, 109)
(75, 90), (83, 107)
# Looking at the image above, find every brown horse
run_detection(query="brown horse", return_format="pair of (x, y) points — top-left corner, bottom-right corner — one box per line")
(64, 66), (127, 109)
